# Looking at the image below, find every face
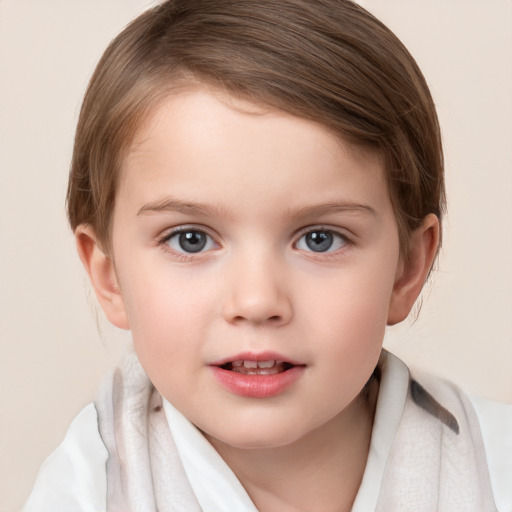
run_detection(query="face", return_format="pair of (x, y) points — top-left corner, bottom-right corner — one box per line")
(108, 88), (403, 449)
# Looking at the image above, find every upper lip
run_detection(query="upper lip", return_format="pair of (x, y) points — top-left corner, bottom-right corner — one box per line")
(209, 351), (304, 367)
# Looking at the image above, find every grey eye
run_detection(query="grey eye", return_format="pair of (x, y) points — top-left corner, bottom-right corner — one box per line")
(166, 230), (215, 253)
(296, 230), (347, 253)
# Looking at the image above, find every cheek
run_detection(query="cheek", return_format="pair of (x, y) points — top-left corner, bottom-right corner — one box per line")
(314, 292), (388, 361)
(300, 259), (396, 360)
(119, 266), (217, 365)
(305, 260), (395, 322)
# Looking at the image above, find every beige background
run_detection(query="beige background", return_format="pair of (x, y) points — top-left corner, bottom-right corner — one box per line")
(1, 0), (511, 510)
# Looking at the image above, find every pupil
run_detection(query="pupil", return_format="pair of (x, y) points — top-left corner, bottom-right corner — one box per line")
(179, 231), (207, 253)
(306, 231), (333, 252)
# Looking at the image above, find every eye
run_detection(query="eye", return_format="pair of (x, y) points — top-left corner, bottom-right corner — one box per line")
(164, 229), (217, 254)
(296, 229), (348, 253)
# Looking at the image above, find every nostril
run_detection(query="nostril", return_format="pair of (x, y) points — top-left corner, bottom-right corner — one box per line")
(231, 314), (282, 324)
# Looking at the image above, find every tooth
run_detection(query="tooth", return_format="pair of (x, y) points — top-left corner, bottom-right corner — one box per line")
(232, 360), (243, 367)
(257, 360), (275, 368)
(243, 360), (258, 368)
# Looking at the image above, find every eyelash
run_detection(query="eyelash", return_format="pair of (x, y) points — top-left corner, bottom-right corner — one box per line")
(294, 226), (354, 258)
(157, 226), (219, 261)
(157, 225), (354, 260)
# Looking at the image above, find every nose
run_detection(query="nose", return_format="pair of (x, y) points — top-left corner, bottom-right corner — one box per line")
(222, 251), (293, 327)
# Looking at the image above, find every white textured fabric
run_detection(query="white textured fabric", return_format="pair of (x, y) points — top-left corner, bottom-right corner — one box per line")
(469, 393), (512, 512)
(94, 355), (202, 512)
(163, 399), (259, 512)
(375, 369), (497, 511)
(351, 352), (410, 511)
(23, 352), (512, 511)
(22, 404), (107, 512)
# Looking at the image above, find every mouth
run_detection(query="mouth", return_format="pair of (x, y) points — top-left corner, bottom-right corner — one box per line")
(220, 359), (295, 375)
(209, 352), (305, 398)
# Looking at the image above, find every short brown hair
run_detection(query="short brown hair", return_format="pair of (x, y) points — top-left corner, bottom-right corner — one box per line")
(67, 0), (445, 256)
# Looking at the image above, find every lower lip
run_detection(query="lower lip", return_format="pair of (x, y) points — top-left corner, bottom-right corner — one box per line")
(210, 366), (305, 398)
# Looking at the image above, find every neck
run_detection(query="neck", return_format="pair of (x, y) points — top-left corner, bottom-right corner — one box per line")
(207, 377), (379, 512)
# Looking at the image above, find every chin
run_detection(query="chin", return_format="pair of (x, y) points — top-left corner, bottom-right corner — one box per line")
(203, 421), (308, 451)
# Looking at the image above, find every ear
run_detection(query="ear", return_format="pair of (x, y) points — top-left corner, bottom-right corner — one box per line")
(75, 225), (130, 330)
(387, 214), (440, 325)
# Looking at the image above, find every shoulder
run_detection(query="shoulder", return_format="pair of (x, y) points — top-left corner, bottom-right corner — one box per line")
(375, 354), (512, 511)
(407, 366), (512, 511)
(468, 393), (512, 512)
(23, 403), (107, 512)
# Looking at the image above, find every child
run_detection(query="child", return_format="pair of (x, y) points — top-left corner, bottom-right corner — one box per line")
(23, 0), (511, 511)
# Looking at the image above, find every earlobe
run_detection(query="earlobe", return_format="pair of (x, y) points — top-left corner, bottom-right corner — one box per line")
(387, 214), (440, 325)
(75, 225), (130, 330)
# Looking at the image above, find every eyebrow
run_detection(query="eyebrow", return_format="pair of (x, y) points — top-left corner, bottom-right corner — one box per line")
(137, 198), (228, 217)
(284, 202), (377, 219)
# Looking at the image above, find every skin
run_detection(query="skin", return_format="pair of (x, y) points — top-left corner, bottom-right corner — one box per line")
(77, 87), (439, 512)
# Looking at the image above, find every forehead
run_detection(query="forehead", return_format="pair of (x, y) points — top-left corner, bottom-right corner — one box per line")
(118, 87), (389, 216)
(128, 87), (344, 160)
